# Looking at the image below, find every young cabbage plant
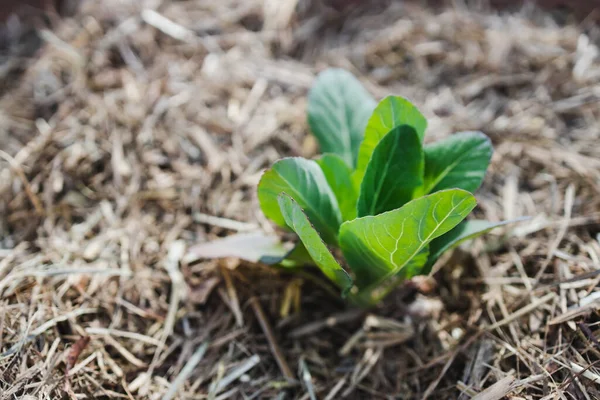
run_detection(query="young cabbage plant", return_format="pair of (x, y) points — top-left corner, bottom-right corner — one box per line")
(257, 68), (521, 306)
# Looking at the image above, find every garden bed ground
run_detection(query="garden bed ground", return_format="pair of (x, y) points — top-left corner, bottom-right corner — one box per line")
(1, 0), (600, 398)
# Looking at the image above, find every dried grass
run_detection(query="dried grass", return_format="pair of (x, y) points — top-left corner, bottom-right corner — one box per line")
(1, 0), (600, 398)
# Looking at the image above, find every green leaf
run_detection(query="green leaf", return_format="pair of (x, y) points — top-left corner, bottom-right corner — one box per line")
(422, 131), (492, 195)
(258, 157), (342, 245)
(424, 217), (528, 274)
(340, 189), (476, 291)
(357, 125), (424, 217)
(278, 193), (353, 294)
(317, 154), (358, 221)
(307, 69), (376, 168)
(354, 96), (427, 186)
(399, 246), (430, 280)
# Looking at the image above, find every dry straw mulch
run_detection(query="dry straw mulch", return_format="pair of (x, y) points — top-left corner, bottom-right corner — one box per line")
(1, 0), (600, 398)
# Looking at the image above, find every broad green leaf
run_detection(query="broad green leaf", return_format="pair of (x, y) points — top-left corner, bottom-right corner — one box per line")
(357, 125), (424, 217)
(278, 194), (353, 294)
(340, 189), (476, 290)
(307, 69), (376, 168)
(351, 245), (431, 305)
(424, 217), (529, 274)
(354, 96), (427, 186)
(317, 154), (358, 221)
(399, 246), (429, 279)
(258, 157), (342, 245)
(422, 131), (492, 195)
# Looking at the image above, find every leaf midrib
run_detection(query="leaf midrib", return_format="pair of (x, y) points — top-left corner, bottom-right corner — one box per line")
(362, 195), (471, 293)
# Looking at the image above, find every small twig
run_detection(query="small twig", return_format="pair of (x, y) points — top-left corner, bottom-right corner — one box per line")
(143, 241), (186, 393)
(102, 335), (146, 368)
(193, 212), (258, 232)
(422, 349), (458, 400)
(343, 347), (382, 397)
(486, 292), (555, 331)
(141, 9), (196, 43)
(162, 342), (208, 400)
(66, 336), (91, 372)
(566, 361), (600, 385)
(0, 308), (97, 359)
(0, 149), (45, 215)
(534, 269), (600, 293)
(67, 352), (97, 376)
(299, 359), (317, 400)
(209, 354), (261, 394)
(578, 322), (600, 347)
(408, 332), (485, 374)
(288, 309), (364, 338)
(221, 267), (244, 327)
(575, 323), (600, 362)
(534, 184), (575, 282)
(339, 329), (366, 357)
(471, 376), (515, 400)
(324, 376), (347, 400)
(85, 327), (162, 346)
(249, 297), (295, 382)
(64, 336), (91, 391)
